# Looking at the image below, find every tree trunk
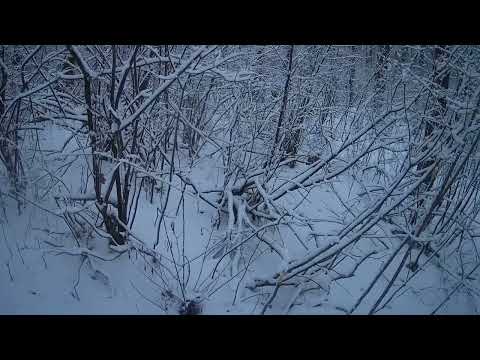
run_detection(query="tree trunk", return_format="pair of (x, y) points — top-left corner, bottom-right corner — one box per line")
(374, 45), (390, 112)
(348, 45), (356, 108)
(271, 45), (294, 166)
(411, 45), (450, 226)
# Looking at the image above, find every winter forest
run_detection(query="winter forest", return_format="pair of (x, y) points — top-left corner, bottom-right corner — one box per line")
(1, 45), (480, 315)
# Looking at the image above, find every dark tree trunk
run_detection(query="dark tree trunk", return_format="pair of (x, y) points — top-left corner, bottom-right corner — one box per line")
(411, 45), (450, 227)
(270, 45), (294, 169)
(374, 45), (391, 112)
(348, 45), (356, 108)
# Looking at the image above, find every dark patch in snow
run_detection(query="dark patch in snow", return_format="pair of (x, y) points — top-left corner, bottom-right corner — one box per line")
(179, 298), (203, 315)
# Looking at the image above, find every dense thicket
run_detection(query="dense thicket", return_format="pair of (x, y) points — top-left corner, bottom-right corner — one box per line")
(2, 45), (480, 314)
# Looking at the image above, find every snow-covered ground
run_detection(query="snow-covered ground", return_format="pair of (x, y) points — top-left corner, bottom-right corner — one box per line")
(1, 121), (477, 315)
